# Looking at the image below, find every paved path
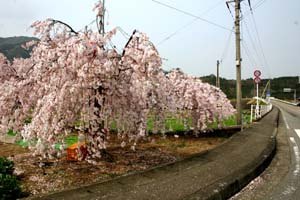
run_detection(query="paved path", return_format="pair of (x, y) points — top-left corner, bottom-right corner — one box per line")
(32, 108), (279, 200)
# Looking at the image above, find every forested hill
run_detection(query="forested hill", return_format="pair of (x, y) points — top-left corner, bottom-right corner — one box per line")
(201, 74), (300, 100)
(0, 36), (38, 61)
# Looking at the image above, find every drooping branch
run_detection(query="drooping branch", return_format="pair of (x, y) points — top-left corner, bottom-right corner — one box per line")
(51, 19), (79, 35)
(122, 29), (137, 56)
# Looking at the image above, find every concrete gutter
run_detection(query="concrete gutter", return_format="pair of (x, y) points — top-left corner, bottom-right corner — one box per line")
(33, 108), (279, 200)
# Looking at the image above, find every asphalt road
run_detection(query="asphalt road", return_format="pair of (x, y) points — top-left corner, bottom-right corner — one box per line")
(231, 100), (300, 200)
(269, 100), (300, 199)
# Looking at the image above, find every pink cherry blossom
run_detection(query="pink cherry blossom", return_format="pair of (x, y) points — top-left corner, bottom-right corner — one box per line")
(0, 5), (234, 161)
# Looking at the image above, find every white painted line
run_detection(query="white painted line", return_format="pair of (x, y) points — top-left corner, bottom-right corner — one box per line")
(290, 137), (296, 144)
(282, 114), (290, 130)
(293, 145), (300, 176)
(295, 129), (300, 139)
(278, 108), (290, 130)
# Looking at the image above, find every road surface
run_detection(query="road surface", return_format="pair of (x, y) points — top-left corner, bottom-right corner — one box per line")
(231, 100), (300, 200)
(270, 100), (300, 199)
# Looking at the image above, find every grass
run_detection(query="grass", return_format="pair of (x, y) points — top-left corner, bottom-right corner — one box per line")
(15, 140), (29, 147)
(12, 134), (78, 149)
(148, 111), (251, 132)
(7, 129), (17, 137)
(64, 135), (78, 147)
(11, 111), (251, 148)
(208, 111), (251, 128)
(147, 117), (189, 132)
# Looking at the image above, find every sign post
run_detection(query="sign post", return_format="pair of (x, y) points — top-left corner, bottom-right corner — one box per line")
(254, 70), (262, 119)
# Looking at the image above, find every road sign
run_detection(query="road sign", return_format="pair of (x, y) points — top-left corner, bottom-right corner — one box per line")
(266, 90), (271, 97)
(283, 88), (292, 92)
(254, 70), (261, 77)
(254, 77), (261, 84)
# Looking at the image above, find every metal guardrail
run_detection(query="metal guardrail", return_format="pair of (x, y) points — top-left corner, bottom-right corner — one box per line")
(250, 103), (273, 122)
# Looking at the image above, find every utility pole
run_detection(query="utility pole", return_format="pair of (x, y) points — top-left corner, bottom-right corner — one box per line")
(226, 0), (251, 125)
(101, 0), (105, 35)
(216, 60), (220, 88)
(235, 0), (242, 125)
(98, 0), (105, 36)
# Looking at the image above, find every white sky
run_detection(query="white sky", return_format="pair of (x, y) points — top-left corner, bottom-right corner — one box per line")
(0, 0), (299, 79)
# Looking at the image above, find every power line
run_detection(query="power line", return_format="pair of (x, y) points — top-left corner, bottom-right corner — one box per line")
(151, 0), (234, 32)
(242, 19), (263, 66)
(242, 38), (257, 69)
(250, 12), (271, 78)
(253, 0), (268, 10)
(220, 26), (234, 63)
(200, 0), (226, 16)
(158, 19), (198, 45)
(116, 26), (130, 39)
(158, 0), (226, 45)
(239, 1), (272, 79)
(241, 0), (268, 21)
(240, 16), (256, 72)
(79, 20), (96, 33)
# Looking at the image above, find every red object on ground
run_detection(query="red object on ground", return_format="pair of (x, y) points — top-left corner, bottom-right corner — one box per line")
(67, 142), (87, 161)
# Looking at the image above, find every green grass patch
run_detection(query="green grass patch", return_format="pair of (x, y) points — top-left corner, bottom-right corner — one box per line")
(55, 135), (79, 150)
(15, 140), (29, 147)
(14, 134), (78, 149)
(65, 135), (78, 147)
(207, 111), (251, 128)
(6, 129), (17, 137)
(147, 116), (192, 132)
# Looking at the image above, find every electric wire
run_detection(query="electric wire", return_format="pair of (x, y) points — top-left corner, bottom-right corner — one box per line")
(158, 19), (198, 45)
(240, 17), (256, 72)
(252, 0), (267, 10)
(250, 9), (272, 78)
(158, 0), (226, 45)
(241, 0), (268, 21)
(220, 26), (234, 63)
(78, 19), (97, 33)
(116, 26), (130, 39)
(151, 0), (234, 32)
(242, 39), (257, 69)
(243, 19), (263, 66)
(250, 13), (268, 65)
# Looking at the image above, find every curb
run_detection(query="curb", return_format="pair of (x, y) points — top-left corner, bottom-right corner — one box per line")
(185, 130), (276, 200)
(184, 108), (278, 200)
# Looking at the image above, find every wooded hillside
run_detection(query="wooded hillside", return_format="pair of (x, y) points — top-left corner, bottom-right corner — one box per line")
(201, 74), (299, 100)
(0, 36), (38, 61)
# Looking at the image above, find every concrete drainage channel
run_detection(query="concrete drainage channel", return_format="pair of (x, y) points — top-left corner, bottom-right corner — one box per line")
(33, 108), (279, 200)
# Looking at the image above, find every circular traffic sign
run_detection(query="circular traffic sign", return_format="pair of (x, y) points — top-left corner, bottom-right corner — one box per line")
(254, 77), (261, 84)
(254, 70), (261, 77)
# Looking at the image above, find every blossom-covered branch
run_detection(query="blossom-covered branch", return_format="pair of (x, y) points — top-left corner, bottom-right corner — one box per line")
(0, 3), (234, 161)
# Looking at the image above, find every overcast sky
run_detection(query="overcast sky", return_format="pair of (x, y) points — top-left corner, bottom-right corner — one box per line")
(0, 0), (299, 79)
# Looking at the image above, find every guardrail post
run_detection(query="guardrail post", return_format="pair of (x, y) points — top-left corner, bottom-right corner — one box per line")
(250, 105), (253, 122)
